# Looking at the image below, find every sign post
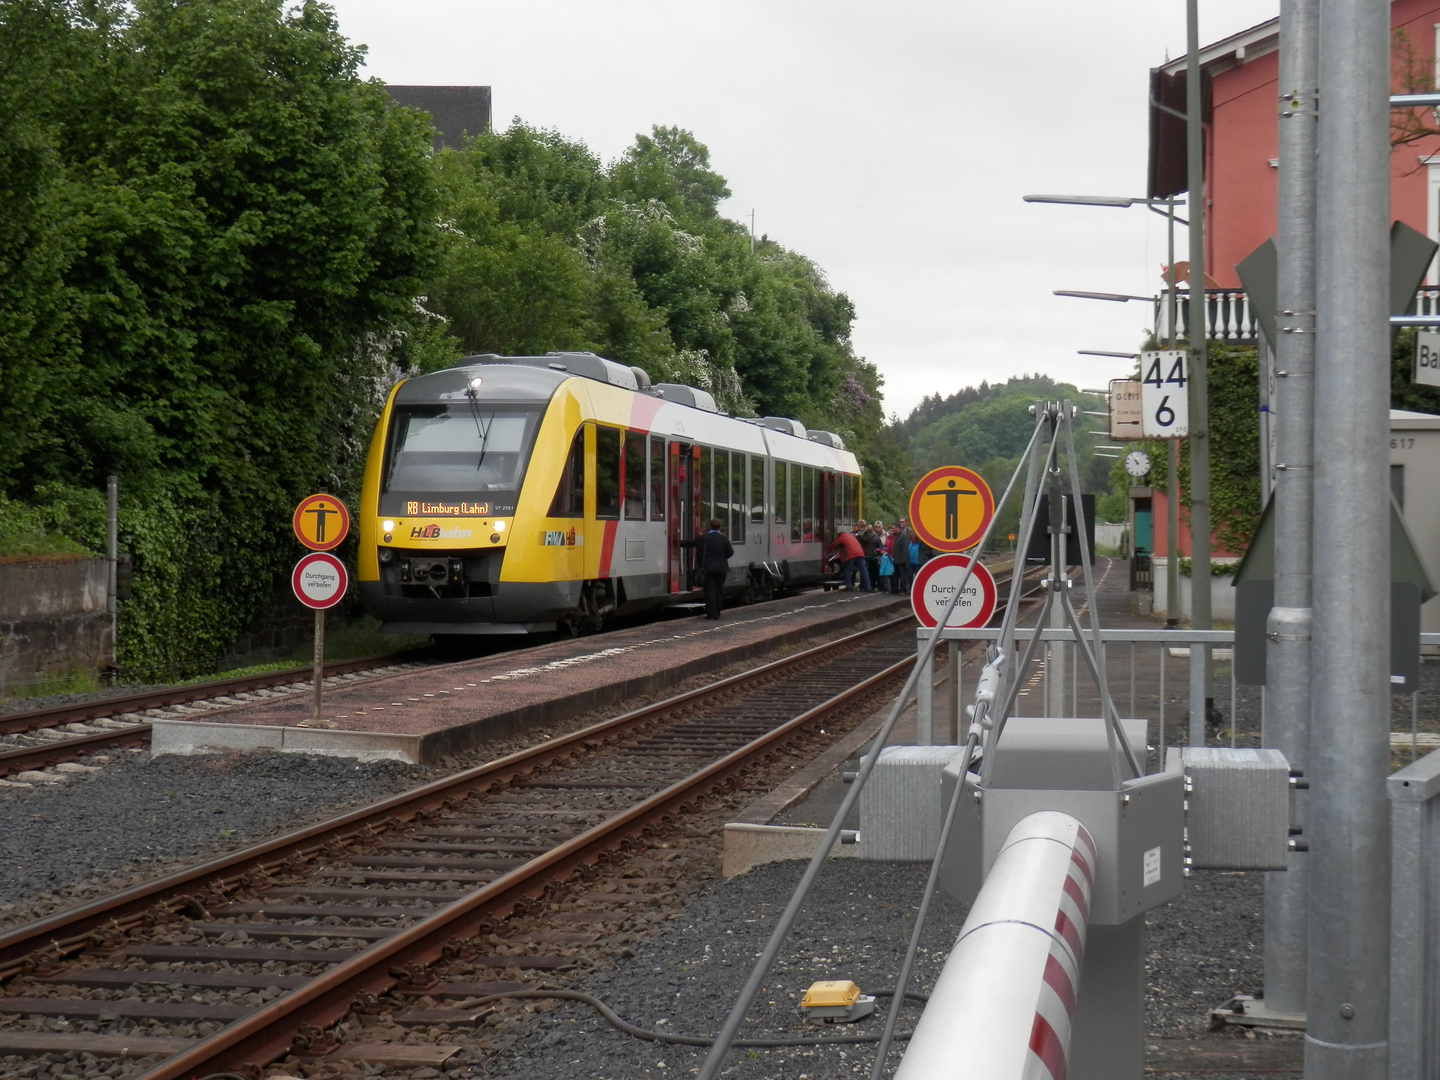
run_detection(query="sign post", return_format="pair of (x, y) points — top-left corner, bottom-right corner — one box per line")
(292, 494), (350, 725)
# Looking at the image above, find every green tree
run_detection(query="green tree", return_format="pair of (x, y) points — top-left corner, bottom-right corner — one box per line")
(5, 0), (441, 675)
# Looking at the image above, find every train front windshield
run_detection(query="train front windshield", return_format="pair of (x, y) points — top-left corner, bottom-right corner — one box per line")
(382, 404), (541, 513)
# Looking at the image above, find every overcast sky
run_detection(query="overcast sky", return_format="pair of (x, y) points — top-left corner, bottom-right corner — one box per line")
(324, 0), (1277, 420)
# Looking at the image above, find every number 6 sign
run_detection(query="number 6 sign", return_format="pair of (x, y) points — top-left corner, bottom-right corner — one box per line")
(1140, 349), (1190, 438)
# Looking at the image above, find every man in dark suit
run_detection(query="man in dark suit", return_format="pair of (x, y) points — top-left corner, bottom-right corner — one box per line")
(681, 518), (734, 620)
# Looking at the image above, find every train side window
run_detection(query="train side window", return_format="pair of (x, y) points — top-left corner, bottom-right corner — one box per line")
(548, 427), (585, 518)
(624, 431), (646, 521)
(729, 453), (745, 544)
(794, 466), (806, 544)
(800, 466), (814, 541)
(596, 425), (621, 520)
(649, 435), (666, 520)
(750, 455), (764, 523)
(698, 445), (712, 528)
(774, 461), (786, 526)
(715, 450), (730, 534)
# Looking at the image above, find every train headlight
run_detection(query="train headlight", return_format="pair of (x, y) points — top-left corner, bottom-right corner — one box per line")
(383, 533), (393, 543)
(382, 520), (395, 532)
(493, 521), (506, 533)
(378, 548), (395, 565)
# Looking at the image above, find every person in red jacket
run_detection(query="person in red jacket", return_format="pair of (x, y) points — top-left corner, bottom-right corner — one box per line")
(829, 529), (871, 591)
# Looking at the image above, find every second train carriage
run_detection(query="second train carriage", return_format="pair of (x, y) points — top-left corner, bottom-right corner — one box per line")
(358, 352), (864, 636)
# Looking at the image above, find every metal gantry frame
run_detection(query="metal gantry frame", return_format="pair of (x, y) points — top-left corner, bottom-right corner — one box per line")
(695, 401), (1139, 1079)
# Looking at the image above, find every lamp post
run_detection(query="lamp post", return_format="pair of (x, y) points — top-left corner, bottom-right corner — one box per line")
(1027, 193), (1188, 632)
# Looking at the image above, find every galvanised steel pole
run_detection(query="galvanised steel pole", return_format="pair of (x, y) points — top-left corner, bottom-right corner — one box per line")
(1167, 204), (1183, 634)
(1264, 0), (1318, 1021)
(1308, 0), (1391, 1072)
(1186, 0), (1214, 749)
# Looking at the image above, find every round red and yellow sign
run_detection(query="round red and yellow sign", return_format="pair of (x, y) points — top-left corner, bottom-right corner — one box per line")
(907, 466), (994, 552)
(292, 494), (350, 552)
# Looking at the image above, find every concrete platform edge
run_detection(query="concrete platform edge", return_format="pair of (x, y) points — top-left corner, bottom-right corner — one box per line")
(150, 719), (419, 762)
(150, 599), (907, 764)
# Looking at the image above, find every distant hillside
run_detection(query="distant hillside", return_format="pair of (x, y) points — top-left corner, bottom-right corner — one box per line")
(895, 374), (1112, 501)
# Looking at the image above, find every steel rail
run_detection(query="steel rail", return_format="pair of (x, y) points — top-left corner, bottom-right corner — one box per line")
(0, 653), (415, 736)
(0, 724), (150, 778)
(0, 616), (914, 976)
(137, 638), (918, 1078)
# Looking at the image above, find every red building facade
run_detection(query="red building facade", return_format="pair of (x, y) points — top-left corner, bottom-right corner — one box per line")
(1150, 4), (1440, 288)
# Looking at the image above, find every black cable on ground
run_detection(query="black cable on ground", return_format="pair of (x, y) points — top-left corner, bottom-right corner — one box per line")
(451, 988), (928, 1048)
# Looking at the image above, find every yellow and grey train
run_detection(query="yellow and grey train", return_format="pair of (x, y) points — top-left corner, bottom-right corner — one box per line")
(358, 352), (864, 636)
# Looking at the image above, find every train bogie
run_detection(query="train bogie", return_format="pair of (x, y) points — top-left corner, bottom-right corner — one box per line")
(358, 352), (863, 636)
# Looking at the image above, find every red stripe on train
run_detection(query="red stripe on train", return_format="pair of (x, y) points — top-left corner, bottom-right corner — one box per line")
(597, 519), (618, 578)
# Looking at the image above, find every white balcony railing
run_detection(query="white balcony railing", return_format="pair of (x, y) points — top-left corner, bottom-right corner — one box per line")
(1154, 285), (1440, 347)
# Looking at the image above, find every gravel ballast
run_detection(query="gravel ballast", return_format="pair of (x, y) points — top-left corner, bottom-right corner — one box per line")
(0, 750), (429, 921)
(478, 858), (1285, 1080)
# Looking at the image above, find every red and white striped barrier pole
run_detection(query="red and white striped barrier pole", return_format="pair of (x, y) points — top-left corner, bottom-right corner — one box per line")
(896, 811), (1096, 1080)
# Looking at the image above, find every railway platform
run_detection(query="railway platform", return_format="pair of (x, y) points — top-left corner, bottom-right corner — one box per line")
(150, 587), (907, 764)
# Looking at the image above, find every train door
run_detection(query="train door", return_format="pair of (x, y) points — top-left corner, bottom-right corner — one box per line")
(669, 442), (698, 592)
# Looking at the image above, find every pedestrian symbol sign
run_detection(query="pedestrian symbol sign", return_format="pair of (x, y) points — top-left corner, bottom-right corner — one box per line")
(908, 466), (994, 552)
(293, 494), (350, 552)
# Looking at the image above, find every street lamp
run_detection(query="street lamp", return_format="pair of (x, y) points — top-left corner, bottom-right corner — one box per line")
(1028, 194), (1190, 631)
(1054, 290), (1156, 303)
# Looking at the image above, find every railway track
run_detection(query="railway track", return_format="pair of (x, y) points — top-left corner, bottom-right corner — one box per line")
(0, 655), (429, 780)
(0, 560), (1037, 784)
(0, 616), (920, 1078)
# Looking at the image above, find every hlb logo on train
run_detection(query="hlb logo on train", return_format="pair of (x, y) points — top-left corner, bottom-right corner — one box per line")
(1416, 330), (1440, 388)
(409, 524), (473, 540)
(543, 528), (581, 546)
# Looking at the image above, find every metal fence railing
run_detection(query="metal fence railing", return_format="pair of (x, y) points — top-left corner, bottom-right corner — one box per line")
(915, 626), (1440, 763)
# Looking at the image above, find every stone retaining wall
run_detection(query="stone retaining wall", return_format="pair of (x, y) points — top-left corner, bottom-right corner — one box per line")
(0, 558), (112, 694)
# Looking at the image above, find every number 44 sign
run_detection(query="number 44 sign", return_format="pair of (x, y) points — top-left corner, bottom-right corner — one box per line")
(1140, 349), (1190, 438)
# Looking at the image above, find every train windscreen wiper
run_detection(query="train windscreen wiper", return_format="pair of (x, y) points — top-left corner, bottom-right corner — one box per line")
(465, 376), (492, 472)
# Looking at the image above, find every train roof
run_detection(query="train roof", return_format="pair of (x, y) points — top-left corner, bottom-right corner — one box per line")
(404, 352), (845, 452)
(394, 362), (570, 404)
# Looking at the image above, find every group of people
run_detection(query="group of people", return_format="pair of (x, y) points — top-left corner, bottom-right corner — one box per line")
(681, 514), (924, 624)
(828, 519), (919, 594)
